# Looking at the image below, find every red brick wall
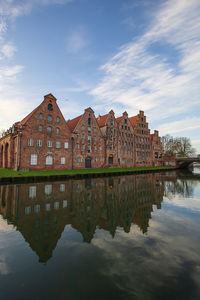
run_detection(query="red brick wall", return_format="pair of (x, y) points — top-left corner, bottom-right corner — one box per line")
(19, 94), (72, 170)
(71, 107), (105, 169)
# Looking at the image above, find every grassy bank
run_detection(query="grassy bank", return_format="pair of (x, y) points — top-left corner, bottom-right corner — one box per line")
(0, 166), (173, 178)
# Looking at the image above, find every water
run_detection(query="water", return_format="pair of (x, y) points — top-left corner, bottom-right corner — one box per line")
(0, 169), (200, 300)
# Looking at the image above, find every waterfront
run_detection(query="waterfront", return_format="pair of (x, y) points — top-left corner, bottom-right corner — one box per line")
(0, 169), (200, 299)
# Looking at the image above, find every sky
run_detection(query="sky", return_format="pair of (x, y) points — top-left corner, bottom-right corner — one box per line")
(0, 0), (200, 152)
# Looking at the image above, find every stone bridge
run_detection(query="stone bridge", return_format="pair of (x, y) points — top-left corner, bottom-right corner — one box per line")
(176, 157), (200, 168)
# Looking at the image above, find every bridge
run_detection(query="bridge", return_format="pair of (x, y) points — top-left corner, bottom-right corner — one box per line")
(176, 157), (200, 168)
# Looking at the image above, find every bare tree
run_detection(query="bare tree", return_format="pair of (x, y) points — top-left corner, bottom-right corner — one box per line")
(0, 129), (6, 138)
(162, 135), (196, 157)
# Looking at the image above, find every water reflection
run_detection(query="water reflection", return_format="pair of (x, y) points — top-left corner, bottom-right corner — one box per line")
(0, 173), (167, 262)
(0, 170), (199, 264)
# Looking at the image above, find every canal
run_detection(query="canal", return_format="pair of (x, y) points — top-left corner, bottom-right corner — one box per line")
(0, 169), (200, 300)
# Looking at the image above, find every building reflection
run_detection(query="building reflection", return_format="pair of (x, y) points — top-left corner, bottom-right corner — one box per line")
(0, 173), (170, 262)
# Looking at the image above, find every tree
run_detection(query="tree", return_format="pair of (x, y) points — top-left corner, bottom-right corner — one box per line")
(162, 135), (196, 157)
(0, 129), (6, 138)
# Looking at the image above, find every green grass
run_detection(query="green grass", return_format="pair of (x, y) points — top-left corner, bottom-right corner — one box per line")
(0, 166), (173, 178)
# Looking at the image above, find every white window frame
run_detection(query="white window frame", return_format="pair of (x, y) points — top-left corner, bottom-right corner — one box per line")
(47, 140), (52, 148)
(64, 142), (69, 149)
(46, 156), (53, 165)
(61, 157), (66, 165)
(29, 186), (36, 198)
(56, 141), (61, 149)
(37, 139), (43, 147)
(45, 184), (52, 195)
(30, 154), (38, 165)
(28, 138), (34, 147)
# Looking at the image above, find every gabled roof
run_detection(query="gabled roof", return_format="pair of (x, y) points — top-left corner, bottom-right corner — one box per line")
(67, 115), (83, 132)
(116, 116), (122, 123)
(129, 115), (139, 127)
(96, 114), (109, 127)
(15, 106), (39, 128)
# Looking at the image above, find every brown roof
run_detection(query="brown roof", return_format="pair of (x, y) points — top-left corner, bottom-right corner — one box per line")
(115, 116), (122, 123)
(67, 115), (82, 132)
(129, 115), (139, 127)
(96, 114), (109, 127)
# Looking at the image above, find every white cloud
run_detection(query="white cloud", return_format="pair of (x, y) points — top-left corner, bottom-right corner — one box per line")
(0, 43), (16, 58)
(90, 0), (200, 123)
(157, 117), (200, 136)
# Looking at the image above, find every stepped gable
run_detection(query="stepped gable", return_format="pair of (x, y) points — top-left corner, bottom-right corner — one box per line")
(129, 115), (140, 128)
(96, 114), (109, 127)
(67, 115), (83, 132)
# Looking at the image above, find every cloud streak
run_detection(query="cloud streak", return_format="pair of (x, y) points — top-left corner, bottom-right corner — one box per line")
(90, 0), (200, 124)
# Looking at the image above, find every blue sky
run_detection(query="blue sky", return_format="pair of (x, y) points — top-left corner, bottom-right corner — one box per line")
(0, 0), (200, 152)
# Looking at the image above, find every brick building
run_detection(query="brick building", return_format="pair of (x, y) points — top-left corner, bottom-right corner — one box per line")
(67, 107), (105, 169)
(0, 93), (164, 170)
(151, 130), (164, 166)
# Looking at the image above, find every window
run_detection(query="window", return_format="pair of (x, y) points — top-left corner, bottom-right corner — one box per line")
(29, 186), (36, 198)
(46, 155), (53, 165)
(88, 136), (91, 143)
(34, 204), (40, 213)
(28, 138), (34, 147)
(61, 157), (66, 165)
(46, 203), (51, 211)
(45, 184), (52, 195)
(54, 202), (59, 210)
(38, 125), (43, 132)
(64, 142), (69, 149)
(125, 126), (127, 130)
(56, 116), (60, 123)
(56, 127), (60, 134)
(25, 206), (31, 215)
(88, 118), (91, 126)
(82, 144), (85, 150)
(63, 200), (67, 208)
(30, 154), (38, 165)
(56, 141), (61, 149)
(39, 113), (43, 120)
(82, 133), (85, 139)
(125, 119), (127, 124)
(94, 127), (96, 133)
(47, 115), (53, 121)
(60, 184), (65, 192)
(47, 126), (52, 133)
(48, 103), (53, 111)
(47, 140), (52, 148)
(76, 143), (79, 149)
(88, 127), (91, 133)
(110, 121), (113, 126)
(88, 146), (91, 153)
(37, 139), (43, 147)
(77, 157), (82, 163)
(81, 125), (85, 130)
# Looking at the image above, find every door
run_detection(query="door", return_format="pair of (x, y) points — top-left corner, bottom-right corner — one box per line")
(108, 155), (113, 165)
(85, 157), (92, 168)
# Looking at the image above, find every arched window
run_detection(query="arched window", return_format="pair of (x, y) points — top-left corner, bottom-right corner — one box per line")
(47, 126), (52, 134)
(48, 103), (53, 111)
(46, 155), (53, 165)
(47, 115), (53, 121)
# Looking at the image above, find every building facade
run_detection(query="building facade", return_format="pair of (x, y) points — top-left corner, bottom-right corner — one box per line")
(0, 93), (164, 170)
